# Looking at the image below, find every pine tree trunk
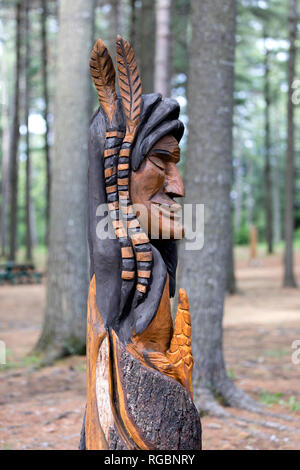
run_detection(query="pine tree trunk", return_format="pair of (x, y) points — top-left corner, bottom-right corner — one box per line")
(227, 220), (236, 294)
(41, 0), (51, 246)
(273, 152), (281, 245)
(35, 0), (95, 362)
(264, 42), (273, 254)
(9, 0), (22, 262)
(283, 0), (297, 287)
(25, 0), (32, 262)
(137, 0), (155, 94)
(234, 143), (243, 233)
(129, 0), (137, 49)
(154, 0), (171, 97)
(0, 64), (11, 257)
(179, 0), (256, 413)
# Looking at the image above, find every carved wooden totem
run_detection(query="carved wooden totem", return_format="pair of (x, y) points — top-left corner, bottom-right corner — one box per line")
(80, 36), (202, 450)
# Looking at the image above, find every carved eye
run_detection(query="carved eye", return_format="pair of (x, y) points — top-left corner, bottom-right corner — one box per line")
(148, 155), (167, 171)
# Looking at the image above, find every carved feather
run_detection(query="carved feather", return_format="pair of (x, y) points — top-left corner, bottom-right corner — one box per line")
(116, 35), (142, 142)
(89, 39), (117, 125)
(166, 289), (194, 397)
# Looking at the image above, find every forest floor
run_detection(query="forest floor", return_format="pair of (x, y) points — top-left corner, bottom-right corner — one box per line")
(0, 247), (300, 450)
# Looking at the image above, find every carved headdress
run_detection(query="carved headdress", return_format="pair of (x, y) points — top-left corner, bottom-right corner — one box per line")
(88, 37), (184, 342)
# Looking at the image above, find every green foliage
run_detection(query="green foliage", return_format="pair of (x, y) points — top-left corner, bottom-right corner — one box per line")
(234, 221), (250, 245)
(260, 391), (300, 411)
(259, 390), (283, 405)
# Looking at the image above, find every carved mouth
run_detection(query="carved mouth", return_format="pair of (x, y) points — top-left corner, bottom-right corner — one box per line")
(151, 202), (182, 220)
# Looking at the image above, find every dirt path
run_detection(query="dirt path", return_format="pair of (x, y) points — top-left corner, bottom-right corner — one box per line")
(0, 250), (300, 450)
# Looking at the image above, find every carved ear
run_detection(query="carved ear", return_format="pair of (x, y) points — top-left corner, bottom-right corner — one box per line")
(116, 35), (142, 142)
(89, 39), (117, 126)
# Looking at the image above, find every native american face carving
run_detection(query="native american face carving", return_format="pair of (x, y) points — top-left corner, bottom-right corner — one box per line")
(130, 135), (185, 240)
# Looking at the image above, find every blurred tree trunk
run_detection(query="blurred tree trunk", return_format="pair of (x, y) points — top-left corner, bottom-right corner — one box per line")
(35, 0), (95, 362)
(273, 152), (281, 245)
(129, 0), (137, 49)
(283, 0), (297, 287)
(41, 0), (51, 245)
(179, 0), (256, 414)
(25, 0), (32, 262)
(264, 39), (273, 254)
(9, 0), (22, 262)
(154, 0), (171, 97)
(0, 66), (10, 257)
(234, 144), (243, 233)
(227, 221), (236, 294)
(137, 0), (155, 93)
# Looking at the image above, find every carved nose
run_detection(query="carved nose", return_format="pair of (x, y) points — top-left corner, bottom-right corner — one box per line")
(164, 163), (185, 198)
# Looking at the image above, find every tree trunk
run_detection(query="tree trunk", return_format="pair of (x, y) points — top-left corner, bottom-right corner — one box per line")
(227, 219), (236, 294)
(137, 0), (155, 94)
(264, 40), (273, 254)
(283, 0), (297, 287)
(273, 151), (281, 245)
(179, 0), (256, 414)
(154, 0), (171, 97)
(234, 143), (243, 233)
(35, 0), (95, 362)
(41, 0), (51, 246)
(129, 0), (137, 50)
(25, 0), (32, 262)
(0, 62), (11, 258)
(9, 0), (22, 262)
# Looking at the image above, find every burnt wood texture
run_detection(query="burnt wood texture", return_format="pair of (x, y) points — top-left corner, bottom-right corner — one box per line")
(83, 36), (202, 450)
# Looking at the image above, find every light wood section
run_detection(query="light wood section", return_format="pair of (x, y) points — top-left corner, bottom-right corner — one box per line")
(85, 275), (109, 450)
(131, 232), (149, 245)
(121, 271), (135, 280)
(106, 184), (117, 194)
(136, 251), (152, 262)
(121, 246), (134, 258)
(137, 270), (151, 278)
(104, 167), (117, 178)
(104, 148), (118, 157)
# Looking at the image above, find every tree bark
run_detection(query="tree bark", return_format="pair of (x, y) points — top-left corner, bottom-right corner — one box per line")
(179, 0), (256, 413)
(283, 0), (297, 287)
(227, 218), (236, 294)
(154, 0), (171, 97)
(234, 144), (243, 233)
(264, 39), (273, 254)
(9, 0), (22, 262)
(129, 0), (137, 50)
(25, 0), (32, 262)
(35, 0), (95, 361)
(0, 60), (11, 257)
(137, 0), (155, 94)
(41, 0), (51, 245)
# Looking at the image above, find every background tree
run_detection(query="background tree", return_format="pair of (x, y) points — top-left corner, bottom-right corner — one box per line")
(283, 0), (298, 287)
(154, 0), (171, 97)
(24, 0), (32, 261)
(137, 0), (155, 93)
(179, 0), (257, 414)
(40, 0), (51, 244)
(264, 36), (273, 254)
(35, 0), (95, 362)
(8, 0), (22, 261)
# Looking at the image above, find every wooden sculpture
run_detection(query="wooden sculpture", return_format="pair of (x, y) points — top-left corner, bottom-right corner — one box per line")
(80, 36), (202, 450)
